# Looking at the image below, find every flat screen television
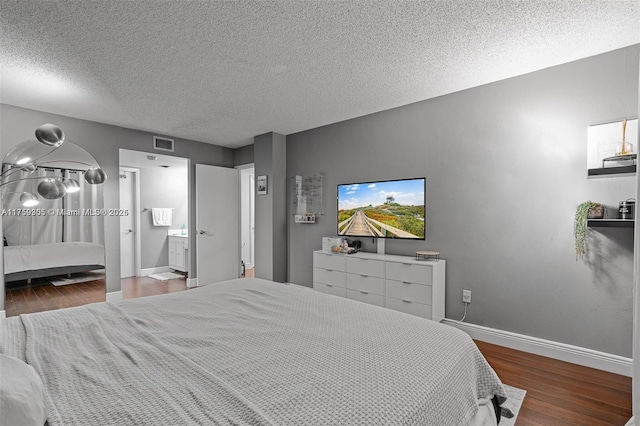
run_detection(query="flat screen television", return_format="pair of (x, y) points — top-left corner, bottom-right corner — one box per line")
(337, 177), (425, 239)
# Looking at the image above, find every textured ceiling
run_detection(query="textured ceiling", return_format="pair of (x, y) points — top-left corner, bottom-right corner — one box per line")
(1, 1), (638, 149)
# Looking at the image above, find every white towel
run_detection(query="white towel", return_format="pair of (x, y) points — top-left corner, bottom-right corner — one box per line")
(152, 208), (172, 226)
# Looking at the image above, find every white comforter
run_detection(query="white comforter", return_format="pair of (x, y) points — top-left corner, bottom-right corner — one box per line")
(2, 278), (505, 425)
(3, 241), (105, 274)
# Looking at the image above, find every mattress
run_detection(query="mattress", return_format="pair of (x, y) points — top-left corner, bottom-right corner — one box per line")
(3, 241), (105, 275)
(1, 278), (506, 425)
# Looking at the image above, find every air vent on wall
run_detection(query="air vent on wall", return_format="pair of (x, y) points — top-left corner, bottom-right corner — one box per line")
(153, 136), (174, 152)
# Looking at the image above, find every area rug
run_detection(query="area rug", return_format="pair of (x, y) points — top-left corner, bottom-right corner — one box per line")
(148, 272), (185, 281)
(48, 270), (105, 286)
(500, 384), (526, 426)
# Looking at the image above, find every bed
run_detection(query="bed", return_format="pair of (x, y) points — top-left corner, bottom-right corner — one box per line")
(3, 241), (105, 282)
(1, 278), (507, 425)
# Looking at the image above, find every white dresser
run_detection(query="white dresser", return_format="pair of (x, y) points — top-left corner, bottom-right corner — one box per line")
(312, 250), (445, 321)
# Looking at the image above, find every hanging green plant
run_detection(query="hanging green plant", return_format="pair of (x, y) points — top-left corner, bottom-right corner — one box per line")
(574, 201), (602, 260)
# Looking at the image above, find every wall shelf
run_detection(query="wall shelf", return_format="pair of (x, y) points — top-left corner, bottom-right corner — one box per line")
(587, 219), (634, 228)
(587, 165), (636, 176)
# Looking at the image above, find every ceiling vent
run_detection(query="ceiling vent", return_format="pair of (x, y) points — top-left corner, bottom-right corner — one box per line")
(153, 136), (174, 152)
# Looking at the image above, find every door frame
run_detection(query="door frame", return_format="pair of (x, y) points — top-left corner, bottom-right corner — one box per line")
(119, 167), (142, 277)
(236, 163), (255, 271)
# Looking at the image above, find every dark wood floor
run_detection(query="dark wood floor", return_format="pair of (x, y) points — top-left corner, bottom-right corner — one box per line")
(121, 275), (189, 299)
(5, 269), (632, 425)
(5, 277), (106, 317)
(6, 269), (256, 316)
(121, 267), (255, 298)
(476, 340), (632, 425)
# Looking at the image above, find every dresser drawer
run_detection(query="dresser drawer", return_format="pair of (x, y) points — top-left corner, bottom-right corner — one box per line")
(314, 282), (347, 298)
(385, 262), (432, 285)
(386, 280), (432, 305)
(346, 274), (384, 296)
(346, 257), (384, 278)
(313, 267), (346, 287)
(385, 297), (432, 320)
(313, 252), (347, 271)
(347, 289), (384, 307)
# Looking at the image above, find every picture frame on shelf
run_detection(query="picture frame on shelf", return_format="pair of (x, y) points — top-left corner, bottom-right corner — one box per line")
(587, 118), (638, 176)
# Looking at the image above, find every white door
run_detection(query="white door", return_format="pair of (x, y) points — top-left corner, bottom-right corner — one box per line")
(196, 164), (240, 284)
(240, 168), (255, 269)
(250, 173), (255, 269)
(119, 170), (136, 278)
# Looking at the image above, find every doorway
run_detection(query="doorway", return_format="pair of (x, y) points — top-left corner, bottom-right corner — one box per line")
(119, 167), (140, 278)
(238, 165), (255, 277)
(119, 149), (189, 296)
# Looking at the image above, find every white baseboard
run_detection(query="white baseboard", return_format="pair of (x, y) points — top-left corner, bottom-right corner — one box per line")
(625, 416), (634, 426)
(441, 318), (632, 377)
(186, 278), (198, 288)
(106, 291), (123, 303)
(0, 310), (5, 319)
(139, 266), (170, 276)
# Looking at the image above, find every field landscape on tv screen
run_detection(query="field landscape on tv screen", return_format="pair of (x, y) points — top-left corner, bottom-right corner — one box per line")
(337, 178), (425, 239)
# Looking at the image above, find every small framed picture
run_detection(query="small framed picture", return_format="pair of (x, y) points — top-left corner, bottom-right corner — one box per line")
(257, 175), (268, 195)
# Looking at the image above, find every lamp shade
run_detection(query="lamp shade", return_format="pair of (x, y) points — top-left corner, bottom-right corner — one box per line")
(84, 167), (107, 184)
(37, 178), (66, 199)
(19, 192), (39, 207)
(35, 124), (65, 147)
(63, 178), (81, 193)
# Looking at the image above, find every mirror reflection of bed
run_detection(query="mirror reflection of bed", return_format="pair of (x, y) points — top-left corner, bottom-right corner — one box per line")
(2, 125), (107, 317)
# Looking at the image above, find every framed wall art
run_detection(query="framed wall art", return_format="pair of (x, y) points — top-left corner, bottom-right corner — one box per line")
(257, 175), (268, 195)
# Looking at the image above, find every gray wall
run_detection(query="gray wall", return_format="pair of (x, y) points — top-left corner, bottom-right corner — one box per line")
(254, 132), (287, 282)
(234, 144), (254, 166)
(286, 45), (639, 357)
(137, 167), (189, 269)
(0, 104), (234, 295)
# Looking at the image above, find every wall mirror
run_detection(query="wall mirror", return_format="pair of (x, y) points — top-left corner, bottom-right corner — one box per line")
(1, 124), (107, 316)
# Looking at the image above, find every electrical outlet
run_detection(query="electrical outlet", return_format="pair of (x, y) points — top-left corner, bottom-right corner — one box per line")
(462, 289), (472, 304)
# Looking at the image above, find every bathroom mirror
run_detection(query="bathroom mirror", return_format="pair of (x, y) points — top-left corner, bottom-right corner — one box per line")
(1, 128), (107, 315)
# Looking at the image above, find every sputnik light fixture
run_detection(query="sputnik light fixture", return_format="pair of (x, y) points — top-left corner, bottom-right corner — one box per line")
(0, 124), (107, 207)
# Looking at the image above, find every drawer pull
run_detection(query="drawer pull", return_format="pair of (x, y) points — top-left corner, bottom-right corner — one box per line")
(402, 281), (411, 285)
(360, 274), (368, 278)
(402, 262), (412, 266)
(360, 290), (369, 295)
(326, 269), (333, 272)
(325, 284), (333, 287)
(402, 299), (412, 303)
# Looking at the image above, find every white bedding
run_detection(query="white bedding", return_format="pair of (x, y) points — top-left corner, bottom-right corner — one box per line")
(1, 278), (506, 425)
(3, 241), (105, 275)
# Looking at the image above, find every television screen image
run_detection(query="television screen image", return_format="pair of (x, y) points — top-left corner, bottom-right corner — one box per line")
(337, 178), (425, 239)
